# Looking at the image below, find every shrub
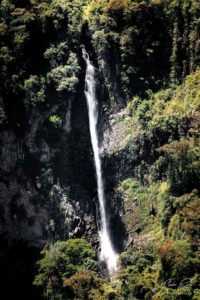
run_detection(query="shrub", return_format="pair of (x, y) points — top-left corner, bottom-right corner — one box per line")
(63, 270), (102, 300)
(193, 289), (200, 300)
(179, 194), (200, 246)
(34, 239), (97, 299)
(158, 239), (195, 280)
(44, 42), (69, 67)
(47, 53), (80, 92)
(24, 75), (46, 106)
(120, 245), (156, 270)
(49, 115), (62, 128)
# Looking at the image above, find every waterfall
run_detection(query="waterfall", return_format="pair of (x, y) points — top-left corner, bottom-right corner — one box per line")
(82, 47), (118, 275)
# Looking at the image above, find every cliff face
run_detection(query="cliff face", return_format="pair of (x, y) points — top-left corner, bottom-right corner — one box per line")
(0, 60), (98, 298)
(0, 0), (200, 299)
(0, 1), (94, 248)
(0, 92), (95, 247)
(0, 3), (95, 296)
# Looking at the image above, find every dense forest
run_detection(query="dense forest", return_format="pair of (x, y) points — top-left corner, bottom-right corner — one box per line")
(0, 0), (200, 299)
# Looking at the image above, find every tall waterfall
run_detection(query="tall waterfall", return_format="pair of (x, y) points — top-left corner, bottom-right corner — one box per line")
(82, 47), (118, 275)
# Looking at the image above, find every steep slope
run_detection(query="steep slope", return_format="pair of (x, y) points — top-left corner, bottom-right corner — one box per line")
(0, 1), (98, 298)
(0, 0), (200, 299)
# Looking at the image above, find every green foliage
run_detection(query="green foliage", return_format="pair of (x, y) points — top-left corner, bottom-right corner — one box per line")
(10, 8), (35, 48)
(49, 115), (62, 128)
(127, 96), (141, 114)
(116, 74), (200, 296)
(120, 178), (140, 191)
(84, 0), (200, 98)
(63, 270), (103, 300)
(24, 75), (46, 106)
(179, 193), (200, 247)
(47, 52), (80, 92)
(44, 42), (69, 68)
(167, 214), (182, 240)
(0, 0), (86, 117)
(193, 289), (200, 300)
(118, 178), (150, 235)
(118, 266), (156, 300)
(83, 0), (200, 102)
(158, 239), (196, 280)
(34, 239), (97, 299)
(1, 1), (200, 299)
(157, 138), (200, 194)
(124, 70), (200, 195)
(0, 46), (14, 67)
(120, 244), (156, 271)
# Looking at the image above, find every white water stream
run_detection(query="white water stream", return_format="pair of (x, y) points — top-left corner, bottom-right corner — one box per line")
(82, 47), (118, 275)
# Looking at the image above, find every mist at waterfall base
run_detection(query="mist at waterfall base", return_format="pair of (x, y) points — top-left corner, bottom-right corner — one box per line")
(82, 47), (118, 275)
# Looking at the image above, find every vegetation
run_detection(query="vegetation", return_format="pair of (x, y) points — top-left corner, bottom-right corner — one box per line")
(110, 68), (200, 299)
(84, 0), (200, 99)
(0, 0), (86, 126)
(1, 0), (200, 299)
(34, 239), (98, 299)
(49, 115), (62, 128)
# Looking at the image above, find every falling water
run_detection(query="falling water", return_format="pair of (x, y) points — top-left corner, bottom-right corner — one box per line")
(82, 47), (118, 275)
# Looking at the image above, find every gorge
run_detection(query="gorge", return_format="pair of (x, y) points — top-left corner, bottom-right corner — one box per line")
(0, 1), (200, 299)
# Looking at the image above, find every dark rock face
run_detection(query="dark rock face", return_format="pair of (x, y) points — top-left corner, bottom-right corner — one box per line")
(99, 53), (126, 109)
(0, 177), (48, 247)
(0, 54), (101, 297)
(0, 96), (94, 245)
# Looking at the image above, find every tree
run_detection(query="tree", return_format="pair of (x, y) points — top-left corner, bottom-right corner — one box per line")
(63, 270), (103, 300)
(33, 239), (97, 299)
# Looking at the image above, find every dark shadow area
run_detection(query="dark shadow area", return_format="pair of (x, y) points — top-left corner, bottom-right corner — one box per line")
(0, 237), (42, 300)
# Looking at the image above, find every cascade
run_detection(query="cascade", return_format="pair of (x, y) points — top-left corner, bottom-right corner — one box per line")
(82, 47), (118, 275)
